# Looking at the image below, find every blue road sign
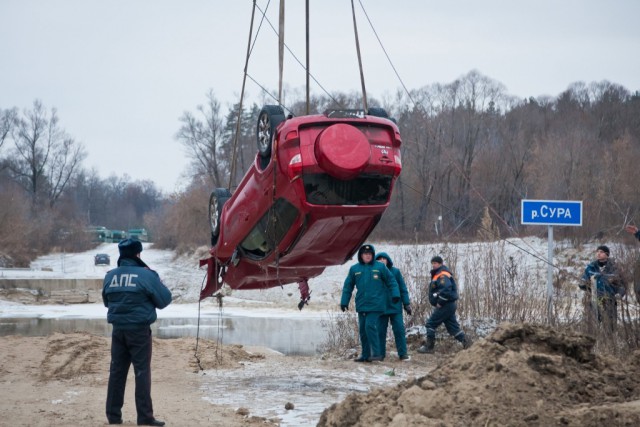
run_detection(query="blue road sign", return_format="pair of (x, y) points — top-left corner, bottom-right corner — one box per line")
(521, 199), (582, 226)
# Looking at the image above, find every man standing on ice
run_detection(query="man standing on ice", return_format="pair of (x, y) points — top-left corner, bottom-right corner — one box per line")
(102, 238), (172, 426)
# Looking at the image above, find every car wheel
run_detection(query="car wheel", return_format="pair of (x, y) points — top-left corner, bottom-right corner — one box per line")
(209, 188), (232, 246)
(256, 105), (285, 161)
(367, 107), (389, 118)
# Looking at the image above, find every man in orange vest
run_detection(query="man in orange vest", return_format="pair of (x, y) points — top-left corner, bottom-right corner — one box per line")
(417, 256), (471, 354)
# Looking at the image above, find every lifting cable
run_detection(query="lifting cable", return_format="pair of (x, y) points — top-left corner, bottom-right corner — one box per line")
(441, 147), (549, 264)
(305, 0), (310, 114)
(272, 0), (286, 285)
(348, 1), (589, 285)
(252, 3), (343, 108)
(194, 262), (226, 371)
(349, 3), (585, 281)
(193, 273), (206, 371)
(228, 0), (258, 191)
(395, 175), (640, 319)
(350, 0), (368, 112)
(198, 1), (269, 370)
(278, 0), (285, 104)
(395, 156), (605, 291)
(269, 137), (282, 285)
(356, 0), (420, 111)
(249, 1), (416, 114)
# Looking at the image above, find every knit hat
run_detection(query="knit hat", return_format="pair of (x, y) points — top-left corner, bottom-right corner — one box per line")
(596, 245), (610, 256)
(430, 255), (444, 264)
(360, 244), (374, 254)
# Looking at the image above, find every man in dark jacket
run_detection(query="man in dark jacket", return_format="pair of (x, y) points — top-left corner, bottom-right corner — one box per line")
(580, 245), (624, 328)
(417, 256), (470, 354)
(341, 244), (400, 362)
(375, 252), (411, 361)
(625, 224), (640, 240)
(103, 239), (172, 426)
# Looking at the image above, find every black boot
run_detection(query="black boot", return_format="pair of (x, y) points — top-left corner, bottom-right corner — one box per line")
(417, 337), (435, 354)
(138, 420), (165, 426)
(457, 334), (472, 349)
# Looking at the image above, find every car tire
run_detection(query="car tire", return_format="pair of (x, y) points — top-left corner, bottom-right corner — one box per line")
(256, 105), (285, 166)
(209, 188), (232, 246)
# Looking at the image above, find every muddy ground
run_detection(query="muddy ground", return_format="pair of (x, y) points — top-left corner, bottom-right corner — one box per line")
(3, 324), (640, 426)
(0, 331), (433, 426)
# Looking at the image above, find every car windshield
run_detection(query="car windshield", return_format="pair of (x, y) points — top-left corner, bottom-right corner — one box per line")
(303, 173), (392, 205)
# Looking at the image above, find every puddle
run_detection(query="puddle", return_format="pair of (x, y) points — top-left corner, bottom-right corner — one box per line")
(200, 359), (417, 426)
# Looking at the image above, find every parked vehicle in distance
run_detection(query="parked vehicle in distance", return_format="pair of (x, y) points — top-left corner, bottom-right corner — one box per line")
(200, 106), (402, 302)
(86, 226), (112, 243)
(94, 253), (111, 266)
(110, 230), (128, 241)
(128, 228), (149, 242)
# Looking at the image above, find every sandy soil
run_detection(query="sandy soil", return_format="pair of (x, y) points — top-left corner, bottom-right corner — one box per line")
(0, 331), (435, 426)
(4, 323), (640, 426)
(0, 332), (256, 426)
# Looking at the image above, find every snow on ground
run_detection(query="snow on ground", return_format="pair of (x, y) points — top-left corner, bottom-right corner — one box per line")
(0, 236), (601, 320)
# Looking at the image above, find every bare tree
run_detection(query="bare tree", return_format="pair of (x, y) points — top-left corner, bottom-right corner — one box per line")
(0, 179), (32, 266)
(8, 100), (86, 208)
(222, 102), (260, 188)
(0, 108), (17, 151)
(176, 90), (228, 188)
(46, 134), (87, 207)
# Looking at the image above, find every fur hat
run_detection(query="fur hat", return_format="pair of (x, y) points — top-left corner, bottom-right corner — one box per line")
(118, 238), (143, 257)
(430, 255), (444, 264)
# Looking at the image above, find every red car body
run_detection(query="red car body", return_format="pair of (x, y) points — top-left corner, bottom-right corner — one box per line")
(200, 108), (402, 300)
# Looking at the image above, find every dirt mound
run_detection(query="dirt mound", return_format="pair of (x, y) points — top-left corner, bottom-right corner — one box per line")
(37, 333), (265, 381)
(318, 323), (640, 427)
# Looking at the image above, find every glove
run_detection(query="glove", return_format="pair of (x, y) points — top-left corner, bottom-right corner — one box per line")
(340, 305), (348, 312)
(404, 304), (412, 315)
(392, 297), (400, 304)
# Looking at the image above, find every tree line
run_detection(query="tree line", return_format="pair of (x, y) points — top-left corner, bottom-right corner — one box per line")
(0, 100), (163, 265)
(169, 70), (640, 248)
(2, 70), (639, 266)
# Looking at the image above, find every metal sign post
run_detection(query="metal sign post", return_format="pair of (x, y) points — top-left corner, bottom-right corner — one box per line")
(521, 199), (583, 323)
(547, 225), (553, 323)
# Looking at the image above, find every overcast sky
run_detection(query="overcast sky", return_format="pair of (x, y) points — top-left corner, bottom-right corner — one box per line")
(1, 1), (639, 193)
